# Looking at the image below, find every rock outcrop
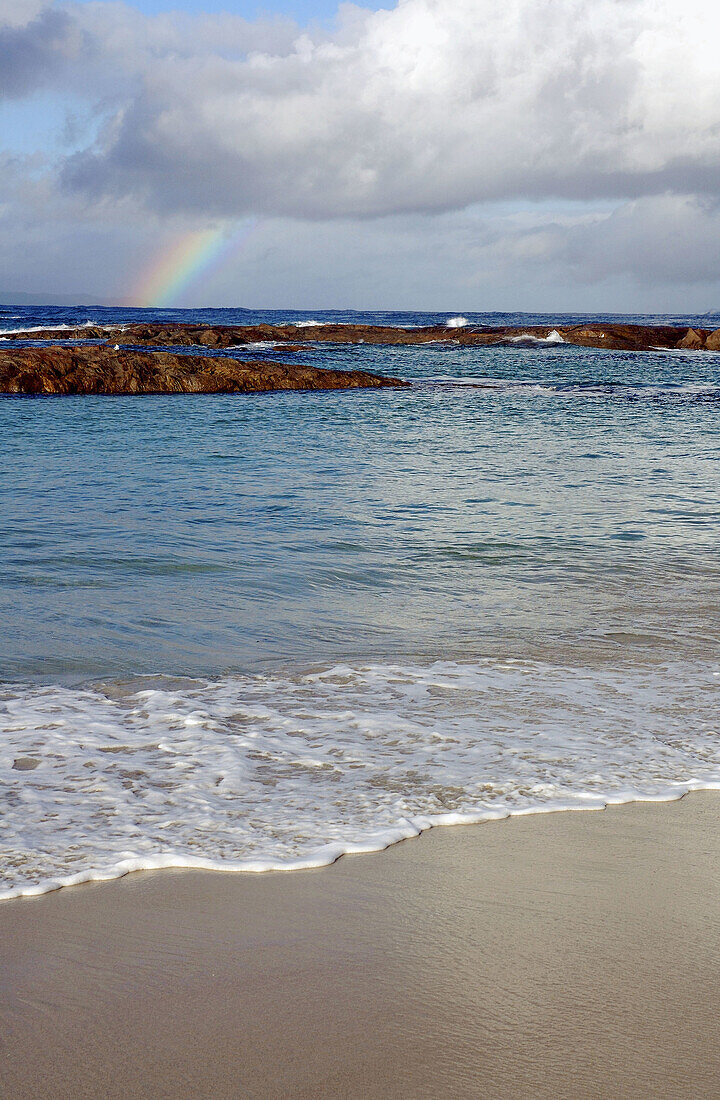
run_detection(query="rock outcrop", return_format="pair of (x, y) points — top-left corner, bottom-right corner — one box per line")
(677, 328), (706, 349)
(7, 320), (720, 353)
(0, 346), (408, 395)
(4, 320), (711, 352)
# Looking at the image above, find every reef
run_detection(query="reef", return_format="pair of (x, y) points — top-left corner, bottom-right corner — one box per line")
(5, 320), (720, 352)
(0, 346), (408, 395)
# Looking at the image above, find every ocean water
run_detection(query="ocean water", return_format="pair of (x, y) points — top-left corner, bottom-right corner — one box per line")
(1, 304), (719, 897)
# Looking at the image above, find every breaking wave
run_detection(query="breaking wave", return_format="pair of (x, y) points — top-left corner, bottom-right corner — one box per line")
(507, 329), (565, 345)
(0, 320), (103, 337)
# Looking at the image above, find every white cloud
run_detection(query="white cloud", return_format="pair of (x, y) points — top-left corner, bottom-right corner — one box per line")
(2, 0), (720, 307)
(0, 0), (46, 30)
(54, 0), (720, 217)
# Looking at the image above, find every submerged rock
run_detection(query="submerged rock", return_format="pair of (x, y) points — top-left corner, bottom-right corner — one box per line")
(12, 757), (40, 771)
(0, 346), (408, 396)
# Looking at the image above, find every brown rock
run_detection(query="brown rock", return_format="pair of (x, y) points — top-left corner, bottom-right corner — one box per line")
(705, 329), (720, 351)
(2, 320), (705, 353)
(0, 346), (408, 396)
(556, 323), (686, 351)
(195, 330), (222, 347)
(677, 328), (705, 349)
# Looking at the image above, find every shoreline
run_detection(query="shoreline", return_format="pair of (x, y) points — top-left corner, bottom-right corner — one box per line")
(3, 782), (719, 903)
(3, 791), (720, 1097)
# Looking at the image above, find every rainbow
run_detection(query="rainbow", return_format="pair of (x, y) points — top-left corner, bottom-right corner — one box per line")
(134, 222), (256, 307)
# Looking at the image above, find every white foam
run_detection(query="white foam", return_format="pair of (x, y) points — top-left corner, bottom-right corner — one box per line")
(234, 341), (285, 350)
(0, 320), (104, 336)
(651, 345), (720, 355)
(1, 656), (718, 899)
(290, 320), (362, 329)
(508, 330), (564, 346)
(446, 316), (469, 328)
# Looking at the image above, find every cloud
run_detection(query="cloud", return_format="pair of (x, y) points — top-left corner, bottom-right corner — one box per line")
(53, 0), (720, 219)
(4, 185), (720, 311)
(0, 0), (46, 30)
(553, 195), (720, 285)
(3, 0), (720, 309)
(0, 6), (85, 99)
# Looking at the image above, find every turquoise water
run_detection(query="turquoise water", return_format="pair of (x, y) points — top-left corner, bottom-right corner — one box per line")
(3, 332), (719, 679)
(1, 307), (719, 896)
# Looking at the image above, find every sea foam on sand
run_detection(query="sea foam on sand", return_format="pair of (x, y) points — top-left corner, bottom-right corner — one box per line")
(1, 657), (719, 899)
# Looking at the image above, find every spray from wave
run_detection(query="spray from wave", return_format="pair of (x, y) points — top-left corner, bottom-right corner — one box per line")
(508, 329), (564, 345)
(0, 320), (104, 337)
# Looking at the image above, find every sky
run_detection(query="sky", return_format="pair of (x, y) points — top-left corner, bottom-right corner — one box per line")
(2, 0), (720, 311)
(105, 0), (388, 20)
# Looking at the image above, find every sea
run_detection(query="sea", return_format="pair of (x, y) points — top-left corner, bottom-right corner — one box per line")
(1, 303), (719, 898)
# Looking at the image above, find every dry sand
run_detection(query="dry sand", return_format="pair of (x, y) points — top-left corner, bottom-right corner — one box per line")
(2, 792), (720, 1098)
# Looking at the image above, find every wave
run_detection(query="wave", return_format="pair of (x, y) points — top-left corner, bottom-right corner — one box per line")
(507, 329), (565, 345)
(651, 345), (720, 355)
(180, 340), (284, 352)
(233, 340), (290, 351)
(425, 377), (720, 400)
(446, 316), (469, 328)
(1, 656), (718, 899)
(0, 320), (104, 337)
(289, 319), (424, 330)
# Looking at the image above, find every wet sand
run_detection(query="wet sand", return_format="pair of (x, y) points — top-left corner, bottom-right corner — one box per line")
(2, 792), (720, 1098)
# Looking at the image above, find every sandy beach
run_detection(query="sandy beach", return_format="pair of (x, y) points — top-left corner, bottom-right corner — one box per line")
(2, 792), (720, 1098)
